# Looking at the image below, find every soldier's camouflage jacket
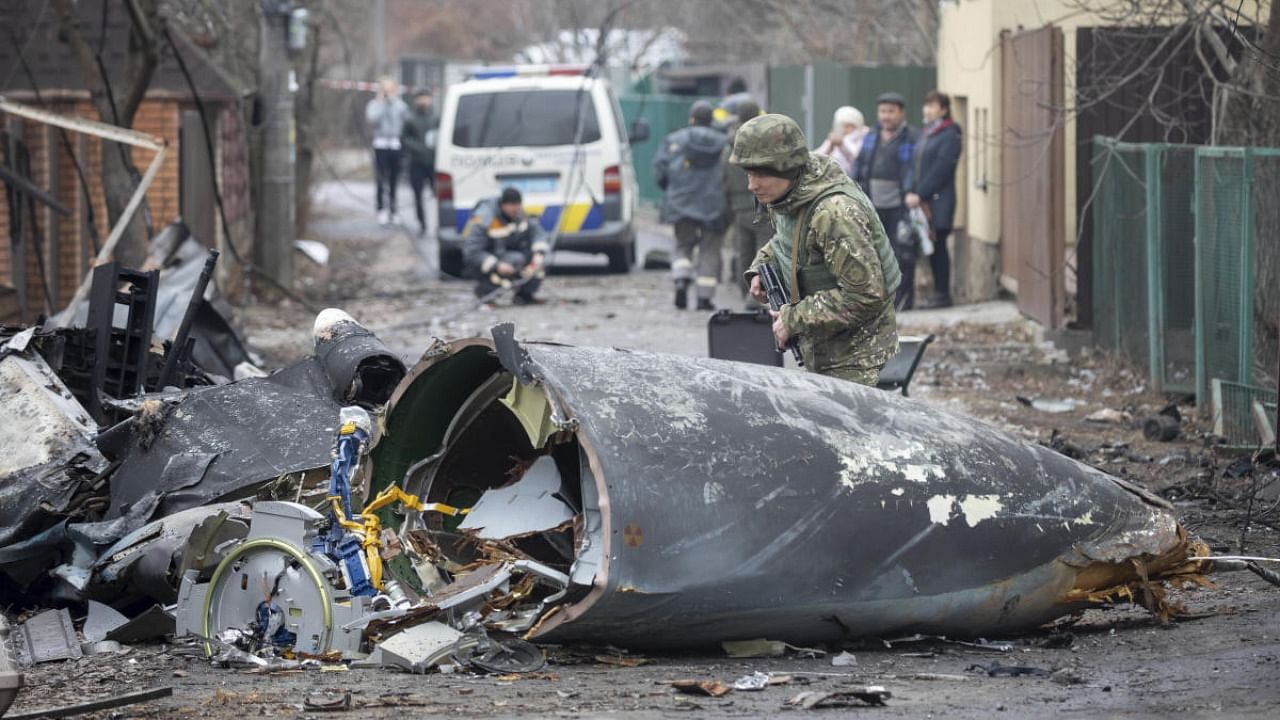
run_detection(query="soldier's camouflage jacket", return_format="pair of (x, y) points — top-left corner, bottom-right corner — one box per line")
(746, 153), (899, 384)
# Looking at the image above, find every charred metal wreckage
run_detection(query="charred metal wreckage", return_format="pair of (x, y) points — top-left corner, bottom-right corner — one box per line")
(2, 287), (1216, 681)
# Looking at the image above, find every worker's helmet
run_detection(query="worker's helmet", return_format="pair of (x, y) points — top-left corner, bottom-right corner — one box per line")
(729, 113), (809, 173)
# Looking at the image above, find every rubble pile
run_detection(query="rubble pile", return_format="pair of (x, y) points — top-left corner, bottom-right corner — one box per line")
(0, 247), (1230, 709)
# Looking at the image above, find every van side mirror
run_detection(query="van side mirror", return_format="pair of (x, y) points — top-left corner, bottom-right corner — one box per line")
(628, 117), (650, 145)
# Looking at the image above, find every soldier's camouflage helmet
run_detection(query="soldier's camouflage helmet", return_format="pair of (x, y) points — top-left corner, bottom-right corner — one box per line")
(729, 113), (809, 173)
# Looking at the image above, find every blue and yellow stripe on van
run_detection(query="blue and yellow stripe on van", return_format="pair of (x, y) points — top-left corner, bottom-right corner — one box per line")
(454, 203), (604, 234)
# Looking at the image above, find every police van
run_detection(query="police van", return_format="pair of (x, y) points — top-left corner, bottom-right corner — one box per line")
(434, 65), (647, 275)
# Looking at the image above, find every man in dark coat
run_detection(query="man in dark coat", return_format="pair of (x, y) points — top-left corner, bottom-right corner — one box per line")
(653, 100), (728, 310)
(906, 90), (963, 308)
(721, 99), (769, 307)
(401, 91), (439, 237)
(463, 188), (549, 304)
(851, 92), (919, 309)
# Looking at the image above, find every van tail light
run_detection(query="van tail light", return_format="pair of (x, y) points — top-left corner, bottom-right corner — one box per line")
(435, 172), (453, 202)
(603, 165), (622, 196)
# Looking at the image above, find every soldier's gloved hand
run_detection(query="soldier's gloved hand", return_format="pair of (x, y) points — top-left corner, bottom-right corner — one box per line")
(769, 310), (790, 350)
(749, 275), (768, 304)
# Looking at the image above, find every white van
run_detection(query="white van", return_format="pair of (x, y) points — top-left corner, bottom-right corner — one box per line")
(434, 66), (648, 275)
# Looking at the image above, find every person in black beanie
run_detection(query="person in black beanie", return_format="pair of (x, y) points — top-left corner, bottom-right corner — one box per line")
(462, 187), (549, 304)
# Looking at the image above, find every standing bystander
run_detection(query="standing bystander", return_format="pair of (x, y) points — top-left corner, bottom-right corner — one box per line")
(852, 92), (919, 309)
(906, 90), (962, 308)
(365, 76), (409, 226)
(814, 106), (868, 177)
(401, 91), (439, 237)
(653, 100), (728, 311)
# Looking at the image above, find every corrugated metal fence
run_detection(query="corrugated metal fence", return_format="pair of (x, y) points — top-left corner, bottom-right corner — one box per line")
(1091, 137), (1279, 441)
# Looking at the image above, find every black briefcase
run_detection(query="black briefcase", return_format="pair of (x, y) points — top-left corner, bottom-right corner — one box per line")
(707, 309), (784, 367)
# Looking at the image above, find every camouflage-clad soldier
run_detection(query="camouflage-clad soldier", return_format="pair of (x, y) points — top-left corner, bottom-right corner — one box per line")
(732, 114), (900, 385)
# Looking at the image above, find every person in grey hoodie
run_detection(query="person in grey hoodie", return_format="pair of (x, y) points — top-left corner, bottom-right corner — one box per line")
(653, 100), (728, 310)
(365, 77), (410, 226)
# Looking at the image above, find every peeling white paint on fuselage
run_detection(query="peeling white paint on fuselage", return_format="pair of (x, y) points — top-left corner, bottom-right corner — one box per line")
(926, 493), (1004, 528)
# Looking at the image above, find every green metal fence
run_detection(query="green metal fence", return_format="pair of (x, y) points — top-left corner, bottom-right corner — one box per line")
(1091, 137), (1280, 419)
(1090, 138), (1197, 392)
(767, 64), (936, 141)
(618, 94), (717, 207)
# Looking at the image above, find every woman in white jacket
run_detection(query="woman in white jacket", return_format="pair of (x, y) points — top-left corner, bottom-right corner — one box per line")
(813, 105), (868, 177)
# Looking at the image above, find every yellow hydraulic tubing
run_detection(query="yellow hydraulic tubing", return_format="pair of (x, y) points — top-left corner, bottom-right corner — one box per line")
(326, 485), (469, 591)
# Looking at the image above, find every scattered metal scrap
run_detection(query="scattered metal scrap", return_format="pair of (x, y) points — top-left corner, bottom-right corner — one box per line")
(11, 610), (80, 666)
(788, 687), (891, 709)
(0, 312), (1239, 685)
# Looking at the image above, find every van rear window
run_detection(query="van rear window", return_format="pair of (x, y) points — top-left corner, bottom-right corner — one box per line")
(452, 90), (601, 147)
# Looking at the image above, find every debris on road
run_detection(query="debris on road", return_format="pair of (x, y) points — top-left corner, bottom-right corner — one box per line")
(732, 671), (773, 691)
(788, 686), (891, 708)
(967, 663), (1052, 678)
(303, 690), (353, 712)
(1143, 414), (1182, 441)
(1016, 395), (1081, 413)
(1, 686), (172, 720)
(12, 609), (81, 666)
(830, 651), (857, 667)
(722, 639), (824, 658)
(0, 316), (1230, 689)
(1085, 408), (1128, 424)
(671, 679), (732, 697)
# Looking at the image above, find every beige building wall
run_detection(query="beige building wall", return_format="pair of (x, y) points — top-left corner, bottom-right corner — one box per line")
(938, 0), (1106, 254)
(938, 0), (1269, 299)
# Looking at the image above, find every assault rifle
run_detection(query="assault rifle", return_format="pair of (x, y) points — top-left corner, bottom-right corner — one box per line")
(758, 263), (803, 366)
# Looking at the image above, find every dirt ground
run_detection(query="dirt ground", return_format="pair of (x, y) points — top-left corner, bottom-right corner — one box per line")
(9, 180), (1279, 719)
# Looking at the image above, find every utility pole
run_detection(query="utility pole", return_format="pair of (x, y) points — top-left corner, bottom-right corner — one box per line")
(374, 0), (387, 74)
(256, 0), (295, 289)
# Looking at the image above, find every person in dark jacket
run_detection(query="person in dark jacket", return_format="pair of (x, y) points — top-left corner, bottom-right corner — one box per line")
(721, 98), (769, 307)
(401, 91), (439, 237)
(653, 100), (728, 310)
(906, 90), (962, 308)
(852, 92), (919, 310)
(463, 188), (549, 304)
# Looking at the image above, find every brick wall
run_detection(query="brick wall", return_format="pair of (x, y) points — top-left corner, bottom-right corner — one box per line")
(0, 97), (252, 321)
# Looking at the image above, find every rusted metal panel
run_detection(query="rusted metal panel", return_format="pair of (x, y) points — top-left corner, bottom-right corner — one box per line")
(1000, 27), (1066, 328)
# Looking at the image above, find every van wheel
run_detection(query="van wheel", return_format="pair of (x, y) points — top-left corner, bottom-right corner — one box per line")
(606, 242), (634, 274)
(439, 248), (464, 279)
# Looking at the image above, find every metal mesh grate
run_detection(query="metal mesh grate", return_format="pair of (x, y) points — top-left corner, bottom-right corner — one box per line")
(1250, 156), (1280, 395)
(1212, 379), (1278, 448)
(1195, 152), (1247, 398)
(1157, 147), (1197, 391)
(1091, 141), (1274, 404)
(1091, 139), (1149, 368)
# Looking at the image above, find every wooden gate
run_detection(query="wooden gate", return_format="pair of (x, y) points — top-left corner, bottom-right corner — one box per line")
(1000, 26), (1066, 328)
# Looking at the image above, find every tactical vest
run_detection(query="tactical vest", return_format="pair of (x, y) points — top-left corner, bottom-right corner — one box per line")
(778, 186), (901, 300)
